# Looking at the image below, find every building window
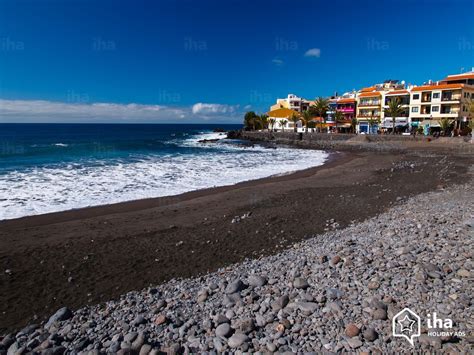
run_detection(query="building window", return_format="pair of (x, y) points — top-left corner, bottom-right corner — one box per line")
(413, 94), (420, 100)
(411, 107), (419, 113)
(433, 93), (440, 99)
(432, 106), (439, 112)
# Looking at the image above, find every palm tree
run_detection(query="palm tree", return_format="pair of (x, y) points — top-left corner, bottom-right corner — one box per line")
(350, 118), (357, 134)
(312, 97), (330, 132)
(278, 119), (288, 132)
(301, 110), (313, 133)
(368, 117), (381, 134)
(384, 98), (404, 135)
(259, 114), (269, 131)
(244, 111), (258, 131)
(334, 110), (344, 133)
(469, 100), (474, 116)
(438, 118), (453, 136)
(269, 118), (276, 132)
(289, 113), (300, 132)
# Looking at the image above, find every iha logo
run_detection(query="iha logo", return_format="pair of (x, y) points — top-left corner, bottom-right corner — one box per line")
(393, 308), (420, 346)
(393, 308), (464, 346)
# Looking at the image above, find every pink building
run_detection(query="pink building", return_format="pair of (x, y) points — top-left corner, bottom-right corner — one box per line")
(336, 98), (356, 121)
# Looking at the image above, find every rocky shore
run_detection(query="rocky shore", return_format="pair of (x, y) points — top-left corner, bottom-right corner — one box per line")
(2, 171), (472, 354)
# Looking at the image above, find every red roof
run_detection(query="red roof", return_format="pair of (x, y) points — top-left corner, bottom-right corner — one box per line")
(337, 98), (356, 103)
(443, 73), (474, 81)
(359, 92), (381, 98)
(411, 83), (464, 92)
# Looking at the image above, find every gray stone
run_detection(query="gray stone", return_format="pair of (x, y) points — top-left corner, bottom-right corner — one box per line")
(272, 295), (289, 310)
(225, 280), (245, 294)
(363, 328), (378, 342)
(293, 277), (309, 289)
(347, 338), (363, 349)
(45, 307), (73, 329)
(132, 315), (146, 326)
(373, 308), (388, 320)
(227, 333), (248, 348)
(248, 275), (267, 287)
(296, 302), (318, 314)
(215, 323), (232, 338)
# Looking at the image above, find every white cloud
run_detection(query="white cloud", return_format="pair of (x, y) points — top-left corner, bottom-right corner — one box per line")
(191, 103), (239, 115)
(272, 58), (284, 66)
(304, 48), (321, 58)
(0, 99), (242, 123)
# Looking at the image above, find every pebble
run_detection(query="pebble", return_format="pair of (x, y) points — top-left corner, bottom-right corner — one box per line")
(345, 323), (360, 337)
(293, 277), (309, 289)
(347, 337), (363, 349)
(248, 275), (267, 287)
(44, 307), (73, 329)
(373, 308), (388, 320)
(154, 314), (167, 325)
(7, 181), (473, 353)
(225, 280), (245, 294)
(227, 333), (248, 348)
(215, 323), (231, 338)
(363, 328), (378, 342)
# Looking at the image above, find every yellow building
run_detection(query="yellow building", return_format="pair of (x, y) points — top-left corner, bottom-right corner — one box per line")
(356, 90), (382, 133)
(267, 108), (301, 131)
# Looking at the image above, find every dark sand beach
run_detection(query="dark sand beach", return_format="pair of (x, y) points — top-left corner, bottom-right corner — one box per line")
(0, 149), (472, 333)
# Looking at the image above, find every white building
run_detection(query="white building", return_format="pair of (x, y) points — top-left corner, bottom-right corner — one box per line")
(270, 94), (312, 113)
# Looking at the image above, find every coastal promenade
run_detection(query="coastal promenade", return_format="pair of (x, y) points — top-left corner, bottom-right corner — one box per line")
(1, 138), (473, 353)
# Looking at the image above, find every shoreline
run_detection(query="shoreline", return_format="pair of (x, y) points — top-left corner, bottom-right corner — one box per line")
(0, 138), (328, 223)
(0, 149), (337, 228)
(1, 146), (473, 334)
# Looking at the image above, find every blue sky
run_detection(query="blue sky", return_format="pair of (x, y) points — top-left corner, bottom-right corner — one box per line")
(0, 0), (473, 123)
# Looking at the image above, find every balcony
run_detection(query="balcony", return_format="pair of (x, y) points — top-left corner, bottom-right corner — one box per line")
(384, 114), (409, 118)
(385, 99), (409, 106)
(357, 114), (381, 119)
(359, 101), (380, 107)
(337, 107), (355, 113)
(441, 95), (461, 102)
(440, 109), (459, 115)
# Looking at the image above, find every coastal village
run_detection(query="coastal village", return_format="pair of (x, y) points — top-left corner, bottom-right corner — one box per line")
(247, 69), (474, 136)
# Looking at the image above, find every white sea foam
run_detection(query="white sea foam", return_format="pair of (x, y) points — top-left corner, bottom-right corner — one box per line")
(0, 138), (328, 220)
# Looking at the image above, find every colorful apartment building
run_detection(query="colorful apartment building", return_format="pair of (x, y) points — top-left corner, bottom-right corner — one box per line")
(267, 71), (473, 135)
(409, 82), (474, 132)
(356, 80), (408, 133)
(383, 90), (410, 129)
(356, 89), (382, 133)
(337, 97), (356, 123)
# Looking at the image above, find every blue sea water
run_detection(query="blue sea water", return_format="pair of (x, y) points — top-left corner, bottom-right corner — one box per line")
(0, 123), (328, 220)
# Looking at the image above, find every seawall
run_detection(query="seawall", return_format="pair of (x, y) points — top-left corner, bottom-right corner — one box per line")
(238, 131), (474, 154)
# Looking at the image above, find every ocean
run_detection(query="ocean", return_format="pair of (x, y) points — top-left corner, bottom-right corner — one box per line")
(0, 124), (328, 220)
